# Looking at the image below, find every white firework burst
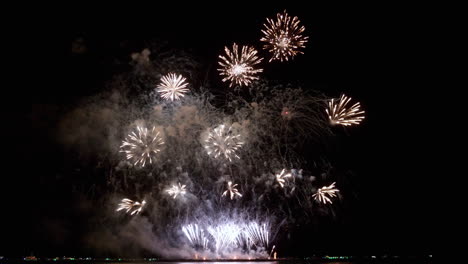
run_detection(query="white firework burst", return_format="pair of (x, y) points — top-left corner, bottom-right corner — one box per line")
(204, 124), (244, 162)
(120, 126), (164, 167)
(116, 198), (146, 215)
(260, 10), (308, 62)
(182, 224), (209, 250)
(166, 182), (187, 199)
(312, 182), (339, 204)
(326, 94), (365, 126)
(275, 169), (292, 188)
(222, 181), (242, 200)
(245, 222), (270, 249)
(218, 43), (263, 87)
(157, 73), (189, 101)
(207, 223), (242, 253)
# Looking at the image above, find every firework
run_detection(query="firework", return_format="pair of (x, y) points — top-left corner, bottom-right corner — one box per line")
(245, 222), (270, 249)
(260, 10), (308, 62)
(204, 124), (244, 162)
(218, 43), (263, 87)
(326, 94), (365, 126)
(116, 198), (146, 215)
(275, 169), (292, 188)
(222, 181), (242, 200)
(157, 73), (189, 101)
(207, 223), (242, 253)
(119, 126), (164, 167)
(312, 182), (339, 204)
(182, 224), (209, 250)
(166, 182), (187, 199)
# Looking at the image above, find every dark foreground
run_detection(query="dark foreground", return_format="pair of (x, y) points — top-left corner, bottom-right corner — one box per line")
(0, 257), (433, 264)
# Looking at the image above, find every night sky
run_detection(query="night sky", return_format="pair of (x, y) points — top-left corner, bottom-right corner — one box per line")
(7, 3), (430, 258)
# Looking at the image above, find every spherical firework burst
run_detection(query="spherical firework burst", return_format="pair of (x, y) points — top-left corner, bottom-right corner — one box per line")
(222, 181), (242, 200)
(116, 198), (146, 215)
(157, 73), (189, 101)
(204, 124), (244, 162)
(218, 43), (263, 87)
(326, 94), (365, 126)
(166, 182), (187, 199)
(260, 10), (308, 62)
(119, 126), (164, 167)
(275, 169), (292, 188)
(312, 182), (339, 204)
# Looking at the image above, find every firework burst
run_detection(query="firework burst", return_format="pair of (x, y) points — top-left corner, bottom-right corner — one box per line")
(218, 43), (263, 87)
(182, 224), (209, 250)
(222, 181), (242, 200)
(312, 182), (339, 204)
(116, 198), (146, 215)
(326, 94), (365, 126)
(245, 222), (270, 249)
(157, 73), (189, 101)
(275, 169), (292, 188)
(120, 126), (164, 167)
(260, 10), (308, 62)
(166, 182), (187, 199)
(204, 124), (243, 162)
(207, 223), (242, 253)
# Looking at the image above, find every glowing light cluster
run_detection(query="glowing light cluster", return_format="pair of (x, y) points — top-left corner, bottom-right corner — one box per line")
(120, 126), (164, 167)
(245, 222), (270, 248)
(275, 169), (292, 188)
(208, 223), (242, 253)
(218, 43), (263, 87)
(312, 182), (339, 204)
(157, 73), (189, 101)
(222, 181), (242, 200)
(116, 198), (146, 215)
(182, 224), (209, 249)
(204, 124), (244, 162)
(326, 94), (365, 126)
(260, 10), (308, 62)
(166, 182), (187, 199)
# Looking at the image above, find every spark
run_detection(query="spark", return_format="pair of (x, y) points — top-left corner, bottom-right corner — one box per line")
(312, 182), (339, 204)
(207, 223), (242, 253)
(275, 169), (292, 188)
(119, 126), (164, 167)
(182, 224), (209, 250)
(166, 182), (187, 199)
(218, 43), (263, 87)
(245, 222), (270, 249)
(222, 181), (242, 200)
(157, 73), (189, 101)
(260, 10), (308, 62)
(204, 124), (243, 162)
(116, 198), (146, 215)
(326, 94), (365, 126)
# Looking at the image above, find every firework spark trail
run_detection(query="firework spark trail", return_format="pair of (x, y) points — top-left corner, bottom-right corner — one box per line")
(182, 224), (209, 249)
(157, 73), (189, 101)
(204, 124), (244, 162)
(245, 222), (270, 249)
(261, 10), (308, 62)
(275, 169), (292, 188)
(119, 126), (164, 167)
(312, 182), (339, 204)
(222, 181), (242, 200)
(166, 182), (187, 199)
(218, 43), (263, 87)
(116, 198), (146, 215)
(207, 223), (242, 253)
(326, 94), (365, 126)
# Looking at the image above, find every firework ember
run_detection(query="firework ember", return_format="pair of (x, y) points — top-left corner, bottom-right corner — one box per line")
(218, 43), (263, 87)
(260, 10), (308, 62)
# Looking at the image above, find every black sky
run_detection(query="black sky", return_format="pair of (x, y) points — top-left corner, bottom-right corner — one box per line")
(6, 2), (430, 258)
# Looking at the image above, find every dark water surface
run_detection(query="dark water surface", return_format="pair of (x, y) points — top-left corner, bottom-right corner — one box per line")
(0, 259), (433, 264)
